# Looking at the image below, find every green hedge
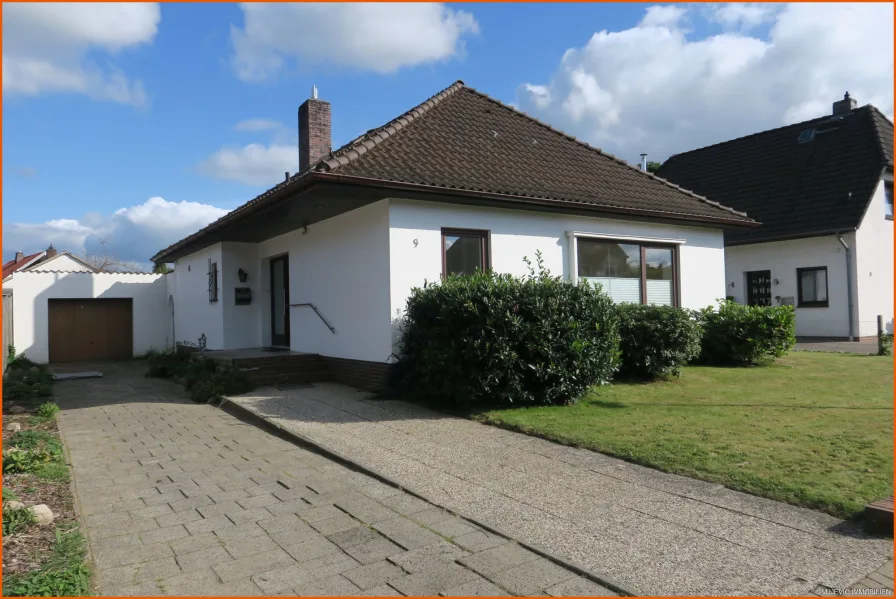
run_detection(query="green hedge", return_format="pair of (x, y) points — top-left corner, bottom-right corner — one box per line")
(695, 300), (796, 365)
(616, 304), (702, 379)
(392, 254), (620, 408)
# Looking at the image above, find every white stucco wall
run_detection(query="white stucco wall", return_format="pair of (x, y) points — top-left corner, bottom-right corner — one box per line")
(724, 234), (857, 338)
(170, 243), (224, 349)
(258, 200), (392, 361)
(9, 271), (168, 363)
(221, 242), (262, 349)
(388, 198), (727, 354)
(27, 254), (93, 273)
(855, 178), (894, 336)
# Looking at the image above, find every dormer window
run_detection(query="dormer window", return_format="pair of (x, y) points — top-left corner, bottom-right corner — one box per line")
(885, 181), (893, 220)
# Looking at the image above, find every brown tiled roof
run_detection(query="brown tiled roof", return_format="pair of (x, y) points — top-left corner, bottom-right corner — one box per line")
(657, 104), (894, 245)
(153, 81), (754, 263)
(2, 251), (43, 280)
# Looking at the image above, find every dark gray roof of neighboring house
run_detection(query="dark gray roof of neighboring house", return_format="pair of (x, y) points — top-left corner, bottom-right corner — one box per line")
(152, 81), (756, 263)
(656, 104), (894, 245)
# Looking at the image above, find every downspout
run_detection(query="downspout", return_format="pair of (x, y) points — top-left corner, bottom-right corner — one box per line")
(835, 233), (855, 341)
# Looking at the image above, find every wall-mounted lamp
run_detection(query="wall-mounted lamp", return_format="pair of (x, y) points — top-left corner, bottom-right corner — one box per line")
(773, 278), (780, 285)
(728, 282), (735, 288)
(238, 268), (248, 283)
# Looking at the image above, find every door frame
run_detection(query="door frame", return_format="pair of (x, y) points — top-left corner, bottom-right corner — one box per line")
(269, 255), (290, 347)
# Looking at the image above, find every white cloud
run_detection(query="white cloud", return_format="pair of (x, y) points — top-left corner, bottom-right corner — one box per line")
(517, 3), (894, 165)
(235, 118), (285, 133)
(2, 2), (160, 105)
(3, 197), (229, 268)
(198, 143), (296, 186)
(230, 2), (479, 81)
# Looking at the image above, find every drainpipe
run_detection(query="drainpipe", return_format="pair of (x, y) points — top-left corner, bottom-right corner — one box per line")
(835, 233), (855, 341)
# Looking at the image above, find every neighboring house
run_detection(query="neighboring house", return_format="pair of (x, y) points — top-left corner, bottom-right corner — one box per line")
(657, 93), (894, 340)
(153, 80), (756, 388)
(3, 245), (96, 290)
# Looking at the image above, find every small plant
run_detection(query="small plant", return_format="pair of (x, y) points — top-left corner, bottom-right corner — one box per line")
(878, 334), (893, 356)
(615, 304), (702, 379)
(3, 527), (91, 597)
(36, 462), (70, 482)
(2, 504), (37, 536)
(3, 364), (54, 405)
(8, 430), (63, 457)
(145, 349), (191, 379)
(695, 300), (796, 366)
(35, 402), (60, 420)
(188, 368), (254, 403)
(3, 448), (57, 474)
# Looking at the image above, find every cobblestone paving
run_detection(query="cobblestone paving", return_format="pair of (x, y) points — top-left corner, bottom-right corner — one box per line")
(812, 559), (894, 596)
(53, 362), (613, 597)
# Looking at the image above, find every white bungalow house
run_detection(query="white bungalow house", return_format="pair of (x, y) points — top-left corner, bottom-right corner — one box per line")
(658, 93), (894, 340)
(153, 81), (756, 389)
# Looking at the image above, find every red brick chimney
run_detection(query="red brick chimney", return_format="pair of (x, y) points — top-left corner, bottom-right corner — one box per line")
(298, 85), (331, 173)
(45, 244), (58, 259)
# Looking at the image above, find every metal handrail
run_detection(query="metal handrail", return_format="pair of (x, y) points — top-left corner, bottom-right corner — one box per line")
(289, 303), (336, 334)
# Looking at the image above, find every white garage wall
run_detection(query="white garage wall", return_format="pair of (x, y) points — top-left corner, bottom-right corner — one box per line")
(725, 235), (856, 338)
(388, 198), (727, 354)
(855, 178), (894, 336)
(257, 200), (392, 361)
(10, 271), (168, 363)
(171, 244), (225, 350)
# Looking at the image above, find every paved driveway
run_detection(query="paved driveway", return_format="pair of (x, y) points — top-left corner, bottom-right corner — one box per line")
(53, 362), (611, 596)
(230, 383), (894, 596)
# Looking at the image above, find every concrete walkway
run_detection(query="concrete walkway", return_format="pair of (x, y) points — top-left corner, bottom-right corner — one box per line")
(53, 362), (611, 596)
(230, 383), (894, 596)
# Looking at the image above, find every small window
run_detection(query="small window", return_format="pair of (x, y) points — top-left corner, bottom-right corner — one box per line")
(208, 261), (218, 303)
(885, 181), (893, 220)
(797, 267), (828, 307)
(442, 229), (489, 277)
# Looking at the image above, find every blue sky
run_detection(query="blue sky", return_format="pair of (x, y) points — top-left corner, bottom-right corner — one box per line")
(3, 2), (893, 267)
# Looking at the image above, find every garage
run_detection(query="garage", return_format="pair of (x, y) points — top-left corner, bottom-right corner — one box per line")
(48, 299), (133, 362)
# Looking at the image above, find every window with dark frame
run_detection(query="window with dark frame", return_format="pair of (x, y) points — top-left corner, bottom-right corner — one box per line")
(796, 266), (828, 307)
(442, 229), (489, 277)
(208, 261), (218, 303)
(577, 238), (678, 306)
(885, 181), (893, 220)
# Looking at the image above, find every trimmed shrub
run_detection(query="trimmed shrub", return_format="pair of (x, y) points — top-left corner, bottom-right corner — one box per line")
(695, 300), (796, 366)
(145, 350), (190, 379)
(616, 304), (702, 379)
(188, 368), (254, 403)
(3, 366), (54, 405)
(392, 253), (620, 408)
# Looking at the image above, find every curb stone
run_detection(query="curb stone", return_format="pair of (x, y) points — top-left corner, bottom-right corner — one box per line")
(218, 395), (639, 596)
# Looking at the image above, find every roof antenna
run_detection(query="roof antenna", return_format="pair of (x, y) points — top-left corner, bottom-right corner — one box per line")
(312, 85), (318, 100)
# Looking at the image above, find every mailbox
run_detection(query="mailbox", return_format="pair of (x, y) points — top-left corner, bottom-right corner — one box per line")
(235, 287), (252, 305)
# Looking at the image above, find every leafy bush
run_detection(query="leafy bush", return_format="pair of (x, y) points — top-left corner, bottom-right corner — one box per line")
(695, 300), (796, 366)
(183, 358), (219, 390)
(615, 304), (702, 379)
(6, 349), (39, 371)
(2, 505), (36, 536)
(189, 368), (254, 403)
(145, 349), (191, 378)
(879, 334), (893, 356)
(35, 402), (60, 420)
(3, 366), (53, 405)
(392, 253), (620, 408)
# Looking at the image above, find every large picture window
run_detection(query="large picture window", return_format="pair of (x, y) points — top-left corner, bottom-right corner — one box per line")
(577, 239), (677, 306)
(442, 229), (490, 277)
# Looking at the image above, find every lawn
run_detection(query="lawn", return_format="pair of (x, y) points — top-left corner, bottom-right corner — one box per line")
(476, 352), (893, 519)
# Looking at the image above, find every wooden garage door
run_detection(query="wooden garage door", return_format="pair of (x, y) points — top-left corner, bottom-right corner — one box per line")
(48, 299), (133, 362)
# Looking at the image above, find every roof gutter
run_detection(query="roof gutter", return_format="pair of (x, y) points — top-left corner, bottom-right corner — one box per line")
(835, 232), (855, 342)
(312, 172), (760, 228)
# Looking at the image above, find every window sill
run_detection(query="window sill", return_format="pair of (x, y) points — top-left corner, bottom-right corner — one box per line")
(797, 302), (829, 308)
(886, 215), (893, 221)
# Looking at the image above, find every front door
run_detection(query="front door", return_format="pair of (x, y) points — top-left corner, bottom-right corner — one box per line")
(270, 255), (290, 347)
(746, 270), (772, 306)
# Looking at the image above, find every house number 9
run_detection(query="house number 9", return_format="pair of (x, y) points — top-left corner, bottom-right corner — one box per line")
(413, 239), (418, 247)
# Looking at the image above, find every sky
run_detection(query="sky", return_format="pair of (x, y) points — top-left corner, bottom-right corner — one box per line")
(3, 2), (894, 268)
